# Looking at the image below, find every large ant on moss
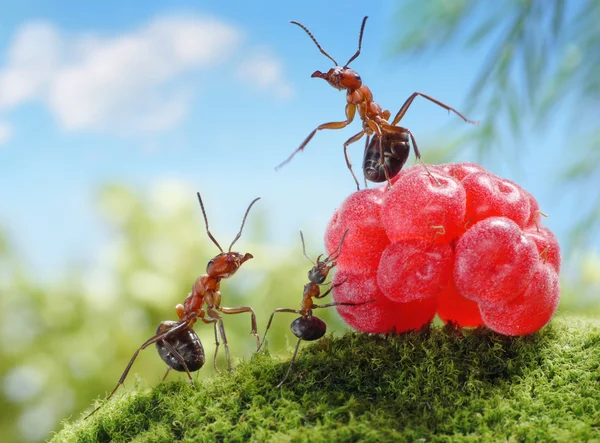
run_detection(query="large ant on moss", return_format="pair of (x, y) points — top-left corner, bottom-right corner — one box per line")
(258, 230), (369, 387)
(276, 16), (477, 189)
(86, 192), (260, 418)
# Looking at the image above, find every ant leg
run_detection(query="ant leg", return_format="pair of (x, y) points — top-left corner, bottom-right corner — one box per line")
(160, 339), (196, 389)
(258, 308), (302, 352)
(342, 131), (365, 190)
(84, 322), (187, 419)
(218, 305), (261, 350)
(161, 367), (171, 382)
(390, 92), (478, 127)
(206, 310), (231, 373)
(216, 317), (232, 373)
(405, 129), (441, 185)
(315, 277), (347, 299)
(276, 338), (303, 388)
(313, 299), (376, 309)
(363, 134), (370, 189)
(211, 321), (221, 374)
(276, 104), (357, 170)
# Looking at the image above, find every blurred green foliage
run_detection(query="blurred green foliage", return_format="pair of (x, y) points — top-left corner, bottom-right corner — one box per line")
(0, 180), (348, 443)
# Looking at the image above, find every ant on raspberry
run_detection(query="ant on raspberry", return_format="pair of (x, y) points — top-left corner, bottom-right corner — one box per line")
(258, 230), (371, 387)
(86, 192), (260, 418)
(276, 16), (477, 190)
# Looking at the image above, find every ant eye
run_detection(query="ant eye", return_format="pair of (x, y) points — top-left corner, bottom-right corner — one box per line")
(354, 73), (361, 81)
(206, 259), (214, 273)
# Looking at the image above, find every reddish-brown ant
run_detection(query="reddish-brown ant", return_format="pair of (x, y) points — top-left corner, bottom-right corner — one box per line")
(276, 16), (477, 190)
(258, 230), (370, 387)
(85, 192), (260, 418)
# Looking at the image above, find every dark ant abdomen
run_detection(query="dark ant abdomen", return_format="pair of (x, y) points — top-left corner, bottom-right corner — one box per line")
(291, 316), (327, 341)
(363, 131), (410, 182)
(156, 322), (205, 372)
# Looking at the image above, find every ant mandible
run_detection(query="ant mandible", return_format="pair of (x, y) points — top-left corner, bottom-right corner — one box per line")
(85, 192), (260, 418)
(276, 16), (478, 190)
(258, 230), (369, 388)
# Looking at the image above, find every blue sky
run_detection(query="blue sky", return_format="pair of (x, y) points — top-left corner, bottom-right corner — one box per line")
(0, 0), (581, 277)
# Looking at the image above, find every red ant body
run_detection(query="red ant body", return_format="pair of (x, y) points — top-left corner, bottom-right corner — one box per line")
(276, 16), (477, 189)
(86, 192), (260, 418)
(258, 230), (369, 388)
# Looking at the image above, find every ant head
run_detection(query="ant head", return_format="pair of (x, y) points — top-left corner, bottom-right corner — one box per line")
(206, 252), (253, 278)
(292, 16), (367, 91)
(311, 67), (362, 91)
(307, 256), (335, 284)
(196, 192), (260, 279)
(300, 228), (349, 284)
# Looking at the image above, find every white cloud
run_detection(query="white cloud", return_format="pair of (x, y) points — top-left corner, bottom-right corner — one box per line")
(0, 22), (61, 108)
(0, 15), (294, 137)
(236, 50), (294, 100)
(0, 122), (12, 145)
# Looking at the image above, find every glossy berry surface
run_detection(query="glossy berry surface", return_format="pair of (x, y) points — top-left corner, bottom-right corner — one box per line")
(479, 262), (560, 336)
(454, 217), (539, 305)
(325, 188), (389, 273)
(381, 169), (466, 243)
(437, 278), (484, 328)
(377, 239), (453, 303)
(525, 226), (561, 273)
(462, 172), (530, 227)
(333, 270), (436, 334)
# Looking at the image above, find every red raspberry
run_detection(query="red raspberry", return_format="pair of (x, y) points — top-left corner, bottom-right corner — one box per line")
(479, 262), (560, 335)
(377, 239), (453, 303)
(462, 172), (530, 228)
(454, 217), (539, 305)
(436, 162), (486, 181)
(525, 226), (561, 273)
(381, 169), (466, 243)
(523, 189), (542, 229)
(332, 269), (436, 334)
(437, 278), (484, 327)
(325, 161), (560, 336)
(325, 188), (389, 273)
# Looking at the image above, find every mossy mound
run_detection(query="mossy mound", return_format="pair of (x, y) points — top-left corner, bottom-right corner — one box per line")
(52, 317), (600, 442)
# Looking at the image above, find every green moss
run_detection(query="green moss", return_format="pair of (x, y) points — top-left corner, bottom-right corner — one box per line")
(52, 317), (600, 442)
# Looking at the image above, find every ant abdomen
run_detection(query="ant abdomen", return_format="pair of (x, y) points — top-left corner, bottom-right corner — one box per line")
(155, 321), (205, 372)
(291, 316), (327, 341)
(363, 132), (410, 183)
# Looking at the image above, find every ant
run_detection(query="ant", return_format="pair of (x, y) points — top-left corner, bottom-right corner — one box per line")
(258, 230), (370, 388)
(276, 16), (477, 190)
(85, 192), (260, 418)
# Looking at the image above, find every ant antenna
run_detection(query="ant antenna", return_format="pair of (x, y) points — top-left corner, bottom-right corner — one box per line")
(299, 230), (316, 265)
(228, 197), (261, 252)
(344, 16), (368, 68)
(290, 20), (339, 66)
(197, 192), (224, 253)
(325, 229), (349, 262)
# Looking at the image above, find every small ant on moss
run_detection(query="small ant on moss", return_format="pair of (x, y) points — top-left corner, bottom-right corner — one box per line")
(276, 16), (477, 189)
(258, 230), (370, 387)
(86, 192), (260, 418)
